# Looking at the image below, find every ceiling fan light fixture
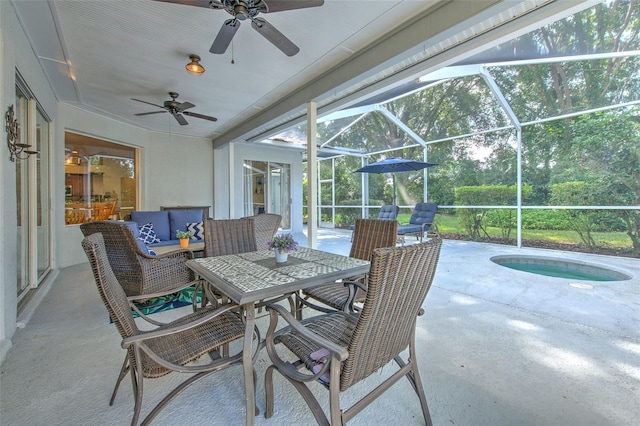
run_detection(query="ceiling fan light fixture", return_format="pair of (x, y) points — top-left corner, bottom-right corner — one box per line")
(185, 54), (205, 76)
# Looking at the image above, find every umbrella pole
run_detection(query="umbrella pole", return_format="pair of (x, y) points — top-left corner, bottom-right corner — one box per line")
(392, 173), (396, 205)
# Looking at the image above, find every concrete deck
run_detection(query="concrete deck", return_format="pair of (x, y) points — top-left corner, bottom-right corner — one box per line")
(1, 229), (639, 425)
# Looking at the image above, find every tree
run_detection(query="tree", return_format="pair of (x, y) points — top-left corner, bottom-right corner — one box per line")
(568, 111), (640, 254)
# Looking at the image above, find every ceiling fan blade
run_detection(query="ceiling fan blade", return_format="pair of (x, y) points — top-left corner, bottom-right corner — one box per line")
(210, 19), (241, 54)
(259, 0), (324, 13)
(132, 98), (165, 109)
(183, 111), (218, 122)
(178, 101), (196, 111)
(251, 17), (299, 56)
(134, 110), (168, 116)
(174, 114), (189, 125)
(150, 0), (219, 9)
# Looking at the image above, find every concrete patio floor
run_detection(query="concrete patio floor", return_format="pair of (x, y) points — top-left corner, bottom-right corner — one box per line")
(1, 229), (639, 425)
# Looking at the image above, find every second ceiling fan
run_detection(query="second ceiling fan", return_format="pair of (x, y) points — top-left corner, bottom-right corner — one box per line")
(132, 92), (217, 126)
(152, 0), (324, 56)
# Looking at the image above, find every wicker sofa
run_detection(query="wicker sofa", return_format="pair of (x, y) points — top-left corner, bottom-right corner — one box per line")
(129, 209), (205, 248)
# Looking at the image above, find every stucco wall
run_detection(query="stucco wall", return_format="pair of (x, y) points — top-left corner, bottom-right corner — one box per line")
(1, 1), (59, 361)
(0, 3), (214, 362)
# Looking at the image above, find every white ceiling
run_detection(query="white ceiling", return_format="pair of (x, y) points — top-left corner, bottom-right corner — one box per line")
(10, 0), (597, 147)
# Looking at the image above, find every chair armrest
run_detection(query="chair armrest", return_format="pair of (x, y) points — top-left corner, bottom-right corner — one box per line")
(137, 248), (193, 260)
(126, 279), (196, 303)
(139, 254), (196, 283)
(121, 302), (240, 346)
(264, 303), (348, 385)
(420, 222), (432, 232)
(160, 249), (194, 260)
(122, 303), (245, 374)
(266, 303), (349, 362)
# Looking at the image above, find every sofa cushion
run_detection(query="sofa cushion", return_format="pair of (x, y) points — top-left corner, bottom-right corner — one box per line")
(409, 203), (437, 225)
(137, 223), (161, 244)
(186, 222), (204, 240)
(397, 224), (424, 235)
(169, 210), (203, 239)
(131, 211), (170, 241)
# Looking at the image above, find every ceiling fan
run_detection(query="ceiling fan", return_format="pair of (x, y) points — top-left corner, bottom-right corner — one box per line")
(131, 92), (217, 126)
(152, 0), (325, 56)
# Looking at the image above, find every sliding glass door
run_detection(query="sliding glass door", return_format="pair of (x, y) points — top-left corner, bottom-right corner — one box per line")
(268, 162), (291, 229)
(243, 160), (291, 229)
(16, 82), (52, 305)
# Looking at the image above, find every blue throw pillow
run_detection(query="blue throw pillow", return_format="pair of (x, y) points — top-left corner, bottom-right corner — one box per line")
(186, 222), (204, 240)
(138, 223), (160, 244)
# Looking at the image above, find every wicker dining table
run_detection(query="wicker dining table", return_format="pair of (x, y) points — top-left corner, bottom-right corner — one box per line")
(186, 247), (370, 426)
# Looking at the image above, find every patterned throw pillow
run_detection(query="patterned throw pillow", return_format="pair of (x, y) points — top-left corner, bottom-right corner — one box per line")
(137, 223), (160, 244)
(186, 222), (204, 240)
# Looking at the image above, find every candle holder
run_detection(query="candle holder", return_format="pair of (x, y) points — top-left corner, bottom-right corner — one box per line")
(6, 104), (38, 162)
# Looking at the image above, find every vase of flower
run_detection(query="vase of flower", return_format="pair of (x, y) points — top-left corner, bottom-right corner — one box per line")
(268, 233), (298, 264)
(275, 249), (288, 263)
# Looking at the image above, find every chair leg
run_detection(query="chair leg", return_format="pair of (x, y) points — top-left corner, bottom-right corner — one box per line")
(264, 365), (276, 419)
(408, 342), (432, 426)
(253, 368), (260, 416)
(192, 281), (204, 311)
(329, 377), (342, 426)
(287, 294), (297, 318)
(110, 355), (130, 406)
(267, 364), (330, 425)
(140, 370), (210, 426)
(130, 349), (144, 426)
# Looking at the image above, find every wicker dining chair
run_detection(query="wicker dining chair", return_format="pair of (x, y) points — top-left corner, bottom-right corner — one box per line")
(349, 205), (399, 241)
(80, 221), (199, 298)
(82, 233), (248, 426)
(200, 218), (258, 307)
(203, 217), (257, 257)
(252, 213), (281, 250)
(298, 218), (398, 315)
(264, 238), (442, 426)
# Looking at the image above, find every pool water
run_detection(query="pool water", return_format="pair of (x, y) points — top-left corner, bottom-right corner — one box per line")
(490, 255), (631, 282)
(499, 262), (614, 281)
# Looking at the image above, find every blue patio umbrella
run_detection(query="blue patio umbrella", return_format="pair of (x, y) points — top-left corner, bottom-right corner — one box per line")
(355, 157), (438, 205)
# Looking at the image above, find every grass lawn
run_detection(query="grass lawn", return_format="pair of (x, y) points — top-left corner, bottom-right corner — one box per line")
(398, 213), (631, 249)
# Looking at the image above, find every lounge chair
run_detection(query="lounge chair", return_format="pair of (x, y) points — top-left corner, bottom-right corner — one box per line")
(397, 202), (438, 244)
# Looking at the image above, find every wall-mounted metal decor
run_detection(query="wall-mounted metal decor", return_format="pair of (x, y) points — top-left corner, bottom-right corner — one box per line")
(6, 104), (38, 162)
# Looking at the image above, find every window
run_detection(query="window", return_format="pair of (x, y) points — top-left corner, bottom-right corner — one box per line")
(64, 132), (137, 224)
